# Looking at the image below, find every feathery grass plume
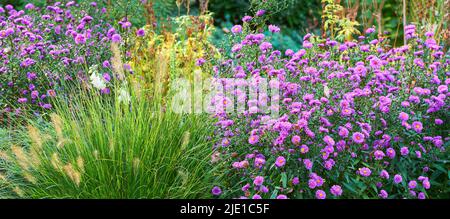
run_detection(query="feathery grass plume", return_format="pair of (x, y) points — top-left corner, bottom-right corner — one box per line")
(76, 156), (85, 173)
(154, 47), (170, 104)
(63, 164), (81, 187)
(133, 158), (140, 172)
(180, 131), (191, 151)
(51, 153), (62, 171)
(177, 169), (189, 186)
(108, 138), (115, 153)
(93, 150), (99, 160)
(130, 77), (143, 99)
(23, 171), (37, 184)
(50, 114), (65, 148)
(13, 186), (24, 198)
(11, 145), (32, 171)
(27, 125), (43, 150)
(111, 42), (125, 80)
(27, 125), (43, 167)
(0, 151), (11, 162)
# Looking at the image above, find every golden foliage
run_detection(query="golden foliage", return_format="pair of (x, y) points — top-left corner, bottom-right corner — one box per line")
(130, 14), (219, 104)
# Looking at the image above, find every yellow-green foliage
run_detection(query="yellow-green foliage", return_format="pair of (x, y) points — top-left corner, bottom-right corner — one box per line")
(322, 0), (360, 41)
(130, 13), (219, 103)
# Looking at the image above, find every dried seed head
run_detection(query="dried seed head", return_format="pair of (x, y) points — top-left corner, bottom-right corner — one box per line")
(177, 169), (188, 186)
(51, 153), (62, 171)
(93, 150), (99, 160)
(23, 171), (37, 184)
(11, 145), (31, 170)
(181, 131), (191, 151)
(111, 42), (124, 80)
(63, 163), (81, 187)
(133, 158), (140, 170)
(50, 114), (65, 148)
(76, 156), (85, 173)
(13, 186), (24, 197)
(27, 125), (43, 150)
(0, 151), (11, 162)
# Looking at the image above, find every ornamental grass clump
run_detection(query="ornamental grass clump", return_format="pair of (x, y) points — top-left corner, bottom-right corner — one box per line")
(210, 11), (449, 199)
(0, 83), (217, 198)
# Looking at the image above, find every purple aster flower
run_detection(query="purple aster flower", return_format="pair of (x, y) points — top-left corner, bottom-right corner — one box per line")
(394, 174), (403, 184)
(412, 121), (423, 133)
(231, 25), (242, 34)
(252, 194), (262, 199)
(111, 34), (122, 43)
(303, 159), (313, 170)
(24, 3), (35, 10)
(358, 167), (371, 177)
(136, 29), (145, 37)
(276, 194), (288, 199)
(103, 73), (111, 82)
(300, 145), (309, 154)
(352, 132), (365, 144)
(408, 180), (417, 189)
(242, 183), (250, 191)
(231, 44), (243, 53)
(242, 16), (253, 22)
(275, 156), (286, 167)
(249, 135), (259, 145)
(380, 170), (390, 179)
(315, 190), (326, 199)
(253, 176), (264, 186)
(259, 42), (272, 53)
(291, 135), (301, 145)
(365, 27), (376, 34)
(292, 177), (300, 185)
(42, 104), (52, 109)
(400, 147), (409, 156)
(435, 119), (444, 125)
(323, 135), (335, 146)
(338, 126), (349, 138)
(221, 138), (230, 147)
(418, 192), (425, 199)
(423, 180), (430, 189)
(330, 185), (342, 196)
(268, 25), (280, 33)
(398, 112), (409, 121)
(74, 34), (86, 44)
(379, 190), (388, 199)
(386, 148), (396, 159)
(308, 179), (317, 189)
(18, 98), (28, 103)
(196, 58), (206, 66)
(256, 9), (266, 17)
(374, 150), (385, 160)
(211, 186), (222, 196)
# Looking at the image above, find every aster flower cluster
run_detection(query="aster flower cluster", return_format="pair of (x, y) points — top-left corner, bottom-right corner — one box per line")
(211, 12), (449, 199)
(0, 2), (134, 120)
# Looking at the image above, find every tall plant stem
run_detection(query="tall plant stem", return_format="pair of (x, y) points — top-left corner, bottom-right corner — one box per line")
(403, 0), (407, 45)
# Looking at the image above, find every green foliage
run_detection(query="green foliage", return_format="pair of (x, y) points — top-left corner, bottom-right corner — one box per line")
(0, 84), (217, 198)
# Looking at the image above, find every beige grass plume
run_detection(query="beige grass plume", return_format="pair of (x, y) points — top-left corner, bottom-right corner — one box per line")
(50, 114), (65, 148)
(63, 163), (81, 187)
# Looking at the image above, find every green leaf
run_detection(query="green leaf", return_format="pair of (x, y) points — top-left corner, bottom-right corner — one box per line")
(270, 189), (278, 199)
(433, 163), (447, 173)
(281, 172), (287, 188)
(343, 183), (357, 194)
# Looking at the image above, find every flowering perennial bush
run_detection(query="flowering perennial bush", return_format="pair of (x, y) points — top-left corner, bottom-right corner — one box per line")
(0, 2), (133, 121)
(211, 16), (449, 199)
